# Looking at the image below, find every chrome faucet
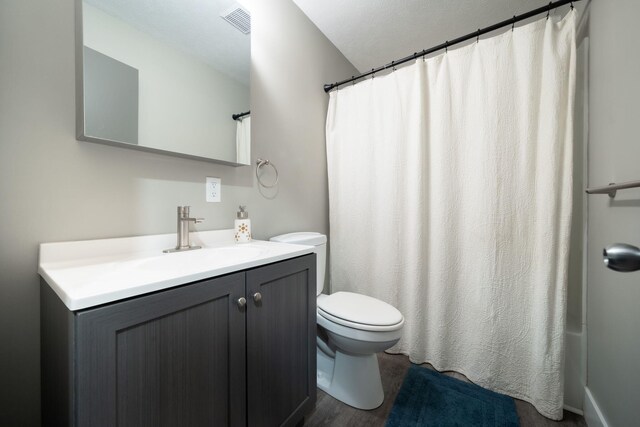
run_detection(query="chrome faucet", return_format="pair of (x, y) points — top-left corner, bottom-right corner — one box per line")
(163, 206), (204, 253)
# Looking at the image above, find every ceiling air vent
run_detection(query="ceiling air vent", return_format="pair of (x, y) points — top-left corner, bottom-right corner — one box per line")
(221, 5), (251, 34)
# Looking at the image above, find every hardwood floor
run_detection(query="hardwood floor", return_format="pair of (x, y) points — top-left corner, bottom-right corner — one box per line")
(305, 353), (586, 427)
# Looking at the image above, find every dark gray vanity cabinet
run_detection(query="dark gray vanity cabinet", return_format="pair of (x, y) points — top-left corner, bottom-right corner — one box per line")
(246, 256), (317, 427)
(41, 254), (316, 427)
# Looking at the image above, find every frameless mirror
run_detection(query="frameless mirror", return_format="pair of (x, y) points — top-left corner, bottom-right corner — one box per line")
(77, 0), (251, 165)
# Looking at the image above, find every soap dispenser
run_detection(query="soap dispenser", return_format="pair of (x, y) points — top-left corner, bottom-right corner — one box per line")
(234, 205), (251, 243)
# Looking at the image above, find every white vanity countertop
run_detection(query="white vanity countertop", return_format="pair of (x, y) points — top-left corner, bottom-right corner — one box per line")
(39, 229), (314, 311)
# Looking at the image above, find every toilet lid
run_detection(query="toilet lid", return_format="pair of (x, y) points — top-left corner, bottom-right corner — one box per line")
(317, 292), (403, 328)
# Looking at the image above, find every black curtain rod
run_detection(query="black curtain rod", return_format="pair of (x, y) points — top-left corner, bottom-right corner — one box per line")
(232, 110), (250, 120)
(323, 0), (580, 93)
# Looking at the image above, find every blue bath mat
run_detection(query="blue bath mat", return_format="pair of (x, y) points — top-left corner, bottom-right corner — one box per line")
(386, 365), (519, 427)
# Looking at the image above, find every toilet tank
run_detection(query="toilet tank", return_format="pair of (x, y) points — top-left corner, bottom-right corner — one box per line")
(270, 232), (327, 296)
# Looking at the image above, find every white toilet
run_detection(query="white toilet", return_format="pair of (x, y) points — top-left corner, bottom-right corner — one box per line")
(270, 232), (404, 410)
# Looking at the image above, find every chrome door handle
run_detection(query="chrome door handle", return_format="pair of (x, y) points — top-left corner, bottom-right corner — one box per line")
(237, 297), (247, 308)
(253, 292), (262, 303)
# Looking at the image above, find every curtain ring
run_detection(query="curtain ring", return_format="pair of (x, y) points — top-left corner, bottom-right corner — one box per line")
(392, 60), (396, 72)
(255, 158), (279, 188)
(371, 68), (375, 79)
(570, 1), (574, 10)
(422, 49), (426, 61)
(445, 41), (448, 53)
(352, 76), (355, 86)
(477, 29), (481, 43)
(546, 2), (552, 19)
(512, 16), (516, 31)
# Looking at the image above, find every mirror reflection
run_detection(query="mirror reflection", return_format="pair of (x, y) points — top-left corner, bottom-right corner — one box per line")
(79, 0), (251, 165)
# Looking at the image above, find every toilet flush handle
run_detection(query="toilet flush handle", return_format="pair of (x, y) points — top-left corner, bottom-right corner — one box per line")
(253, 292), (262, 303)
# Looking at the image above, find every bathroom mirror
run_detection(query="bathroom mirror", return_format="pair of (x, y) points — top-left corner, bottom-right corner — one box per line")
(76, 0), (251, 166)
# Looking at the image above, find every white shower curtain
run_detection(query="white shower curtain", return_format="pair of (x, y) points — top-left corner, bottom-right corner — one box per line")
(326, 13), (576, 420)
(236, 116), (251, 164)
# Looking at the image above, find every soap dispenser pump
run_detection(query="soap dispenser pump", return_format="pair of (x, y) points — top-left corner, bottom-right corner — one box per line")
(234, 205), (251, 243)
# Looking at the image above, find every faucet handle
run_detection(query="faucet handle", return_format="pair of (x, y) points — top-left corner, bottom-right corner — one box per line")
(195, 218), (204, 224)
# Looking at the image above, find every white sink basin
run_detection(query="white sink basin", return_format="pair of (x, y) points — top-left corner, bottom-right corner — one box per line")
(39, 229), (314, 310)
(137, 245), (270, 272)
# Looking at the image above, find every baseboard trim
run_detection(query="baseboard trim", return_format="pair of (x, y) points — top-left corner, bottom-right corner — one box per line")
(563, 404), (584, 416)
(584, 387), (609, 427)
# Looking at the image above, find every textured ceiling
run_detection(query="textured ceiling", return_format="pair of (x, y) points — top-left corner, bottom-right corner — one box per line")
(292, 0), (580, 73)
(85, 0), (250, 85)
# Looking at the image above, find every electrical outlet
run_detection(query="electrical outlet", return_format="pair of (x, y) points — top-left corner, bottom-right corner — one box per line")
(206, 177), (221, 202)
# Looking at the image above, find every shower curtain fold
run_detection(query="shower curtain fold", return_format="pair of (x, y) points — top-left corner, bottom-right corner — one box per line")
(326, 12), (576, 420)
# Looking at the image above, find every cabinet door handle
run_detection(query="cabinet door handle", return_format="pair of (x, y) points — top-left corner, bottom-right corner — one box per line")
(237, 297), (247, 308)
(253, 292), (262, 303)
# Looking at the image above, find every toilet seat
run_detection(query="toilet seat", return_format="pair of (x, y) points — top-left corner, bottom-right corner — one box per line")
(317, 292), (404, 332)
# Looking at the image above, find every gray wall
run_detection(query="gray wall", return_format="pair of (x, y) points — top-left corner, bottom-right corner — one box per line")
(0, 0), (357, 424)
(587, 0), (640, 425)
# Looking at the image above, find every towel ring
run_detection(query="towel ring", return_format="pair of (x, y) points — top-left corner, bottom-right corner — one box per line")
(256, 158), (279, 188)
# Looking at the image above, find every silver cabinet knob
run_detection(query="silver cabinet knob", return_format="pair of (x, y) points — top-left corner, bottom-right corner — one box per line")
(237, 297), (247, 308)
(253, 292), (262, 303)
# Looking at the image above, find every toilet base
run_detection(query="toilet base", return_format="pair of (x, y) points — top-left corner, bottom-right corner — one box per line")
(317, 347), (384, 410)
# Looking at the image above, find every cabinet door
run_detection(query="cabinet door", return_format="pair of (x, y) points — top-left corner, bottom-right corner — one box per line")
(75, 272), (246, 427)
(246, 254), (317, 427)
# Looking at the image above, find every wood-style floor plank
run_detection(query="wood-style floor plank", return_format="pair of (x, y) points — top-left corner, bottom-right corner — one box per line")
(305, 353), (586, 427)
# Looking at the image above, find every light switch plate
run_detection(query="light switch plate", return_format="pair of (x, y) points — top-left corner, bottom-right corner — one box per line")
(206, 177), (221, 202)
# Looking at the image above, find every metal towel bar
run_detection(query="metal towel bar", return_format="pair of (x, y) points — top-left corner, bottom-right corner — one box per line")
(585, 180), (640, 198)
(255, 158), (279, 188)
